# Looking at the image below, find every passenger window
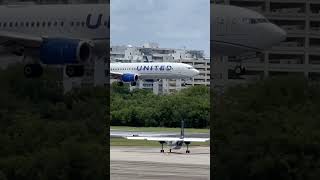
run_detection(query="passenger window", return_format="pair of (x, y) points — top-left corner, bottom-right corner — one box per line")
(48, 22), (51, 27)
(71, 22), (74, 26)
(42, 22), (46, 27)
(36, 22), (40, 27)
(76, 22), (80, 26)
(9, 22), (12, 27)
(61, 22), (64, 26)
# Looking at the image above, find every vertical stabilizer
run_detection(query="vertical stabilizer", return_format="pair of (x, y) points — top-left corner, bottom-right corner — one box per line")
(180, 120), (184, 139)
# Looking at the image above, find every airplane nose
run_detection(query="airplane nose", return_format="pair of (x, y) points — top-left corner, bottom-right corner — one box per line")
(268, 24), (287, 46)
(276, 27), (287, 42)
(194, 69), (200, 76)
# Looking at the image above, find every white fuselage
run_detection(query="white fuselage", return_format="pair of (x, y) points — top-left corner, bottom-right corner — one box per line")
(111, 62), (200, 79)
(211, 4), (286, 56)
(0, 4), (109, 53)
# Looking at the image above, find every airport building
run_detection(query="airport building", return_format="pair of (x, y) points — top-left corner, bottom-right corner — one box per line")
(213, 0), (320, 89)
(111, 43), (210, 94)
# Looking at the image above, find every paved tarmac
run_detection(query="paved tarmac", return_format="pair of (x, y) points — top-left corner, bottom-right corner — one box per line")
(110, 130), (209, 138)
(110, 146), (210, 180)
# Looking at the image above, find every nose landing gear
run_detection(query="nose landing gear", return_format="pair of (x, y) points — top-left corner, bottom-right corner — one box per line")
(24, 64), (43, 78)
(234, 65), (246, 75)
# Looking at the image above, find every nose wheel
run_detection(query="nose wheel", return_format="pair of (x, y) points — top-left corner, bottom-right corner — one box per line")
(24, 64), (43, 78)
(234, 65), (246, 75)
(117, 82), (124, 86)
(66, 65), (84, 77)
(159, 141), (165, 153)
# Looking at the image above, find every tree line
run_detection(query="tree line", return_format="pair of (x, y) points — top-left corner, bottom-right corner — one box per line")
(110, 83), (210, 128)
(0, 64), (108, 180)
(213, 76), (320, 180)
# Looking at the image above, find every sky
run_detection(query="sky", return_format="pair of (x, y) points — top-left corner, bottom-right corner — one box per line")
(111, 0), (210, 57)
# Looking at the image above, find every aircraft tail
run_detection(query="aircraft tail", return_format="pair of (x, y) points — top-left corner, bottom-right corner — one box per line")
(180, 120), (184, 139)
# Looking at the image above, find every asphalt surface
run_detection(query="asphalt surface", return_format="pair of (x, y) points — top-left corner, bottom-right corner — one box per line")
(110, 146), (210, 180)
(110, 130), (209, 138)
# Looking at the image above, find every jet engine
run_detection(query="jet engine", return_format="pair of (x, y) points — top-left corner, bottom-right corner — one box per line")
(121, 73), (139, 82)
(39, 38), (92, 64)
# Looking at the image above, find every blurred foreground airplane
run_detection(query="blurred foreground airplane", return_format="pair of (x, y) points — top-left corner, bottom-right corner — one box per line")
(0, 3), (108, 77)
(212, 4), (286, 57)
(125, 120), (209, 154)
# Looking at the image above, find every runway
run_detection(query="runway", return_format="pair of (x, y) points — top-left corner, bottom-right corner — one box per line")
(110, 146), (210, 180)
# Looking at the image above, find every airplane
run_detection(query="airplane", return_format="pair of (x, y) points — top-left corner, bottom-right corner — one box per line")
(212, 4), (287, 56)
(211, 4), (287, 74)
(0, 3), (109, 78)
(110, 62), (200, 86)
(125, 120), (209, 154)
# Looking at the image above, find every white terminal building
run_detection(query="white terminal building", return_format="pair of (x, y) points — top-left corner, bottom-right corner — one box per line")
(111, 43), (210, 94)
(213, 0), (320, 90)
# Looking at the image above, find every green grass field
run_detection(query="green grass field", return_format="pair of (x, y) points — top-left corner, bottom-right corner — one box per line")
(111, 126), (209, 133)
(110, 126), (210, 147)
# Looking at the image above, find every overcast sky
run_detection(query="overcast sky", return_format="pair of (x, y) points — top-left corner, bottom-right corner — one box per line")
(111, 0), (210, 57)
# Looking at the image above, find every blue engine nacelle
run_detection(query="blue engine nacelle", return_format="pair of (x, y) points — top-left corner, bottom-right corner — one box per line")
(39, 38), (92, 64)
(121, 73), (138, 82)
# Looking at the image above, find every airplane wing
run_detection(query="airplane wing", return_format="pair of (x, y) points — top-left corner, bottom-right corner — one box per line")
(126, 136), (210, 142)
(110, 71), (123, 79)
(0, 30), (43, 48)
(0, 30), (96, 48)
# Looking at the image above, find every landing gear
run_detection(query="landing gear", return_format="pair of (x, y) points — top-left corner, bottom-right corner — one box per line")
(169, 149), (172, 153)
(234, 65), (246, 75)
(117, 81), (124, 86)
(131, 82), (137, 86)
(65, 65), (84, 77)
(185, 142), (190, 154)
(159, 141), (165, 153)
(24, 64), (43, 78)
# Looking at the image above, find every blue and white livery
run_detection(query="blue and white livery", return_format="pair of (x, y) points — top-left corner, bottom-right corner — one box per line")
(0, 3), (109, 77)
(110, 62), (200, 86)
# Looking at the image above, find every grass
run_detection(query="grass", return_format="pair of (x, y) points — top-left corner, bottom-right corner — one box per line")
(110, 137), (210, 147)
(110, 126), (209, 133)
